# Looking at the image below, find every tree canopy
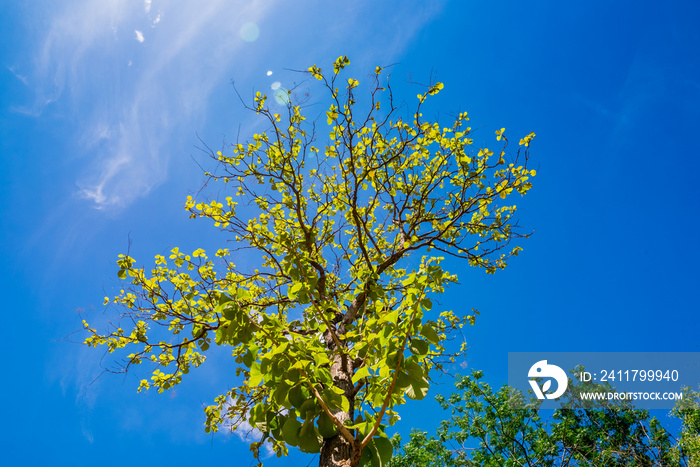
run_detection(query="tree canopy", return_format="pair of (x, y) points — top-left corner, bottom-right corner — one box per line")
(390, 370), (700, 466)
(83, 56), (536, 467)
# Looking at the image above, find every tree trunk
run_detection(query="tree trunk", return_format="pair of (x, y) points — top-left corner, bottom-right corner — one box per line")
(319, 433), (354, 467)
(319, 350), (360, 466)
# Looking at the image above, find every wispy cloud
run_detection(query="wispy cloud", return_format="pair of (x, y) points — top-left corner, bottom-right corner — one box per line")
(30, 0), (275, 209)
(7, 65), (29, 85)
(26, 0), (443, 211)
(232, 420), (275, 458)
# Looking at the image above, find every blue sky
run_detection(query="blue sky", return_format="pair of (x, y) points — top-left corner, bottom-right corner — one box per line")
(1, 0), (699, 465)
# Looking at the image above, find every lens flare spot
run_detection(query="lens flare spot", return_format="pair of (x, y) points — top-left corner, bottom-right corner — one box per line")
(274, 87), (290, 105)
(239, 23), (259, 42)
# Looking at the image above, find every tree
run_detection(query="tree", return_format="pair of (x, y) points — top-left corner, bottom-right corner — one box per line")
(83, 56), (536, 467)
(389, 370), (700, 466)
(672, 387), (700, 466)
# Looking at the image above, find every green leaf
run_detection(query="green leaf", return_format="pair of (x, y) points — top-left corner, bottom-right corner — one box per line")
(242, 347), (256, 367)
(249, 362), (263, 387)
(405, 377), (429, 400)
(271, 414), (286, 439)
(421, 323), (440, 344)
(222, 302), (239, 320)
(352, 366), (371, 384)
(385, 308), (399, 324)
(214, 327), (225, 345)
(236, 288), (251, 300)
(282, 417), (302, 446)
(117, 269), (126, 279)
(404, 359), (424, 380)
(273, 381), (290, 406)
(218, 293), (233, 305)
(288, 385), (307, 408)
(298, 289), (310, 304)
(409, 338), (429, 356)
(314, 352), (330, 367)
(401, 273), (416, 286)
(298, 419), (322, 453)
(367, 436), (393, 467)
(395, 371), (411, 393)
(317, 412), (338, 438)
(300, 398), (318, 418)
(288, 282), (303, 300)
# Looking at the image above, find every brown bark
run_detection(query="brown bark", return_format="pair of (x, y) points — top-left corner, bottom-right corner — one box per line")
(319, 433), (354, 467)
(318, 349), (361, 467)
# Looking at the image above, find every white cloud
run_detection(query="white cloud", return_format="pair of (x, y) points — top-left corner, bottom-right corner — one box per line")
(26, 0), (443, 210)
(231, 419), (275, 458)
(30, 0), (275, 209)
(7, 65), (29, 85)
